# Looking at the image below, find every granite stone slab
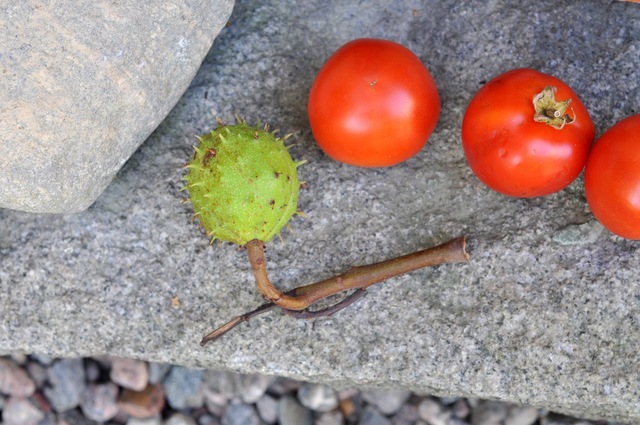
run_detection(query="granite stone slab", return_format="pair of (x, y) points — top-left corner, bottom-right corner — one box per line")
(0, 0), (234, 213)
(1, 0), (639, 422)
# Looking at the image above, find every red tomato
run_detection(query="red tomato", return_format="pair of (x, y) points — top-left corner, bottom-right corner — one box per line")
(461, 68), (595, 197)
(308, 38), (440, 167)
(584, 114), (640, 239)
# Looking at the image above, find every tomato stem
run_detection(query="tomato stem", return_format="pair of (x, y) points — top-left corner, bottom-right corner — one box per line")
(533, 86), (575, 129)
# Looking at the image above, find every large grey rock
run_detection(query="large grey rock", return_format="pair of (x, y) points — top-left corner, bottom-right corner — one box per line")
(0, 0), (234, 213)
(1, 0), (639, 423)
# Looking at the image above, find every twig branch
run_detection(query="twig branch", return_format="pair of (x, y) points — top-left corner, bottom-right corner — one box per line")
(248, 236), (469, 310)
(201, 236), (469, 345)
(284, 289), (367, 319)
(199, 289), (368, 346)
(200, 302), (278, 345)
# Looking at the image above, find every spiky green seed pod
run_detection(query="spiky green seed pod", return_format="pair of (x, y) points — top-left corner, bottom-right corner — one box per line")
(184, 120), (302, 246)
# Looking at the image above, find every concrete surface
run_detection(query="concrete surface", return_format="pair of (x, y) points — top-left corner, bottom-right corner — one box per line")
(1, 0), (639, 422)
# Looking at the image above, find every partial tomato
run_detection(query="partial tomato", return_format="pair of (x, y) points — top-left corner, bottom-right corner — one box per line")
(308, 38), (440, 167)
(584, 114), (640, 239)
(461, 68), (595, 197)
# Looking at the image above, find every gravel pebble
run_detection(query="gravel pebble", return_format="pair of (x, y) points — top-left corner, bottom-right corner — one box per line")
(418, 398), (452, 425)
(360, 406), (392, 425)
(111, 358), (149, 391)
(505, 406), (540, 425)
(338, 393), (363, 422)
(452, 399), (471, 419)
(297, 383), (339, 412)
(127, 417), (163, 425)
(149, 363), (171, 385)
(278, 395), (313, 425)
(80, 382), (119, 422)
(84, 359), (102, 383)
(119, 384), (166, 418)
(163, 366), (205, 410)
(25, 361), (47, 389)
(239, 374), (273, 404)
(540, 412), (595, 425)
(3, 396), (45, 425)
(58, 407), (100, 425)
(361, 389), (411, 415)
(471, 400), (511, 425)
(315, 410), (344, 425)
(44, 358), (86, 412)
(0, 358), (36, 397)
(267, 376), (302, 396)
(205, 371), (272, 403)
(198, 414), (221, 425)
(221, 402), (263, 425)
(392, 403), (419, 425)
(440, 397), (463, 406)
(203, 388), (227, 417)
(256, 393), (279, 424)
(205, 370), (238, 399)
(0, 354), (619, 425)
(30, 354), (54, 366)
(165, 412), (198, 425)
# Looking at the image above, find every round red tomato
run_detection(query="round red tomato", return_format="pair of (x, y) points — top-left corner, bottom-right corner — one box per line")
(584, 114), (640, 239)
(461, 68), (595, 197)
(308, 38), (440, 167)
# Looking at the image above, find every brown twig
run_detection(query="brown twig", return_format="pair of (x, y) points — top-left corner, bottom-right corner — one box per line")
(200, 289), (367, 346)
(200, 302), (278, 345)
(248, 236), (469, 310)
(284, 289), (367, 319)
(247, 240), (310, 310)
(201, 236), (469, 345)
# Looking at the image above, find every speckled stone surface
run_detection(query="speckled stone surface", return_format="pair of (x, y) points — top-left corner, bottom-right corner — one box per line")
(1, 0), (639, 422)
(0, 0), (234, 213)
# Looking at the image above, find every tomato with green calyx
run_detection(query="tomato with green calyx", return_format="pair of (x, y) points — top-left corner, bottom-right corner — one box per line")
(462, 68), (595, 197)
(584, 114), (640, 239)
(308, 38), (440, 167)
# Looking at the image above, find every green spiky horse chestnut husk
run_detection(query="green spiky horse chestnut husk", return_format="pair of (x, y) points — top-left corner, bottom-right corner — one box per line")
(184, 119), (303, 246)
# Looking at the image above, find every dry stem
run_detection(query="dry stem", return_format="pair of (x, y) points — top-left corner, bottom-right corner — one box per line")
(200, 290), (367, 345)
(249, 237), (469, 310)
(201, 236), (469, 345)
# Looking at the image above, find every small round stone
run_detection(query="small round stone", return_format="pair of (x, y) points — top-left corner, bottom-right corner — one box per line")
(0, 358), (36, 397)
(119, 384), (166, 418)
(361, 389), (411, 415)
(256, 394), (279, 424)
(165, 412), (197, 425)
(3, 397), (45, 425)
(239, 374), (273, 404)
(505, 406), (539, 425)
(391, 403), (419, 425)
(417, 398), (450, 425)
(111, 358), (149, 391)
(163, 366), (205, 410)
(278, 395), (313, 425)
(359, 406), (392, 425)
(44, 358), (86, 412)
(297, 383), (339, 412)
(221, 402), (262, 425)
(127, 417), (163, 425)
(148, 362), (172, 385)
(314, 411), (344, 425)
(471, 400), (511, 425)
(81, 383), (119, 422)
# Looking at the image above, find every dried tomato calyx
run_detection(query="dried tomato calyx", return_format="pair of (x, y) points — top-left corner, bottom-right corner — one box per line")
(533, 86), (575, 130)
